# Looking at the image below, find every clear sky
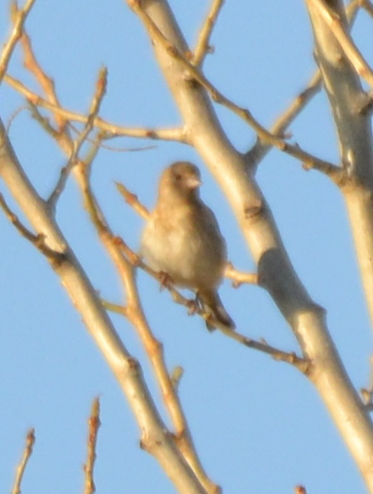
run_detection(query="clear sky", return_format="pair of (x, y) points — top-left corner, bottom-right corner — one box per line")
(1, 1), (372, 493)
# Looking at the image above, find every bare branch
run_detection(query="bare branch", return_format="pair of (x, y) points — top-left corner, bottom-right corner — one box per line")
(0, 192), (67, 265)
(116, 181), (150, 220)
(127, 2), (339, 176)
(83, 398), (101, 494)
(246, 0), (361, 169)
(224, 262), (258, 287)
(0, 0), (36, 83)
(11, 428), (35, 494)
(0, 118), (206, 494)
(192, 0), (224, 67)
(112, 235), (306, 369)
(360, 0), (373, 18)
(308, 0), (373, 89)
(79, 160), (219, 493)
(294, 486), (308, 494)
(246, 70), (322, 167)
(48, 67), (108, 208)
(5, 73), (187, 141)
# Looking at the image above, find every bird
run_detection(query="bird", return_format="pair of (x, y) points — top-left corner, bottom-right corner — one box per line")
(141, 161), (235, 330)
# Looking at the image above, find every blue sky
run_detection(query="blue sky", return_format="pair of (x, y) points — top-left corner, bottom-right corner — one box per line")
(1, 1), (373, 493)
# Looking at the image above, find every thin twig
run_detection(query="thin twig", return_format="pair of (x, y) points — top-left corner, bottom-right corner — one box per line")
(114, 236), (308, 371)
(246, 70), (322, 167)
(79, 156), (220, 493)
(115, 181), (150, 220)
(361, 356), (373, 409)
(192, 0), (224, 67)
(0, 193), (66, 266)
(5, 73), (187, 141)
(246, 0), (360, 169)
(11, 428), (35, 494)
(20, 28), (67, 132)
(48, 68), (108, 208)
(294, 486), (308, 494)
(101, 298), (127, 315)
(0, 0), (36, 83)
(83, 398), (101, 494)
(224, 262), (258, 287)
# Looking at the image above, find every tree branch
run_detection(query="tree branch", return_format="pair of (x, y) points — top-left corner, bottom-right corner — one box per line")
(78, 154), (219, 493)
(309, 0), (373, 89)
(47, 67), (108, 208)
(0, 118), (207, 494)
(192, 0), (224, 67)
(4, 74), (188, 142)
(128, 1), (339, 175)
(83, 398), (101, 494)
(0, 0), (36, 83)
(11, 428), (35, 494)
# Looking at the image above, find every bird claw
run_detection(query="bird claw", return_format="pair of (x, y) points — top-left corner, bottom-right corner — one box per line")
(158, 271), (173, 291)
(186, 297), (199, 316)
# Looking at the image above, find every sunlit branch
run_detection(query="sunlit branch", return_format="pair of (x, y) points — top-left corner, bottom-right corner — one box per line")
(361, 356), (373, 411)
(116, 180), (258, 284)
(192, 0), (224, 67)
(0, 0), (36, 83)
(116, 181), (150, 220)
(224, 262), (258, 287)
(246, 70), (322, 167)
(128, 1), (338, 175)
(307, 0), (373, 89)
(294, 486), (308, 494)
(113, 236), (308, 370)
(20, 29), (68, 132)
(48, 68), (108, 208)
(83, 398), (101, 494)
(79, 160), (219, 493)
(11, 428), (35, 494)
(302, 155), (346, 184)
(0, 192), (66, 265)
(360, 0), (373, 18)
(246, 0), (361, 169)
(5, 73), (187, 141)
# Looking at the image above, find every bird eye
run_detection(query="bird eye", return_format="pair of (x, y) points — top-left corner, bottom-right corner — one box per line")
(175, 173), (182, 181)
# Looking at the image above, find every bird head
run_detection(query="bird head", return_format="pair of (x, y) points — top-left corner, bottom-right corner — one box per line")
(159, 161), (202, 201)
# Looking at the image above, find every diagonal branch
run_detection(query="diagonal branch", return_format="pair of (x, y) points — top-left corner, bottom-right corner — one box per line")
(0, 0), (36, 84)
(79, 154), (219, 493)
(308, 0), (373, 89)
(5, 73), (187, 142)
(47, 68), (108, 208)
(192, 0), (224, 67)
(83, 398), (101, 494)
(0, 192), (67, 265)
(246, 0), (361, 169)
(128, 1), (340, 178)
(11, 428), (35, 494)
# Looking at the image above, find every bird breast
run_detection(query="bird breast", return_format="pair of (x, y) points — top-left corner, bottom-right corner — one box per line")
(141, 202), (226, 290)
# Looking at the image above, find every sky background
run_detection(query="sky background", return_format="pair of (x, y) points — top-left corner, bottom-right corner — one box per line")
(1, 0), (373, 493)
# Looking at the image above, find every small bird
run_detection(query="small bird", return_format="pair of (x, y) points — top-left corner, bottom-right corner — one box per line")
(141, 161), (235, 330)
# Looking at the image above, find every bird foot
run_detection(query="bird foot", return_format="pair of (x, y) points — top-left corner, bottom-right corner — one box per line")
(158, 271), (173, 291)
(186, 296), (199, 316)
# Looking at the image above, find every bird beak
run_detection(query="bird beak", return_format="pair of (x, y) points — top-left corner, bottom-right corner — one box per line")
(186, 177), (202, 189)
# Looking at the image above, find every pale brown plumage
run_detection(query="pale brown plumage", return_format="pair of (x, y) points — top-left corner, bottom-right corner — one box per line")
(141, 161), (235, 330)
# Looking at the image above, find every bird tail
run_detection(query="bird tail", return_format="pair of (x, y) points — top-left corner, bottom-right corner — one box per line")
(198, 290), (236, 331)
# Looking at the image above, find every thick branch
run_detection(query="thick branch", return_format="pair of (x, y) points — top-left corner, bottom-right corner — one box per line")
(126, 1), (373, 490)
(0, 119), (206, 494)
